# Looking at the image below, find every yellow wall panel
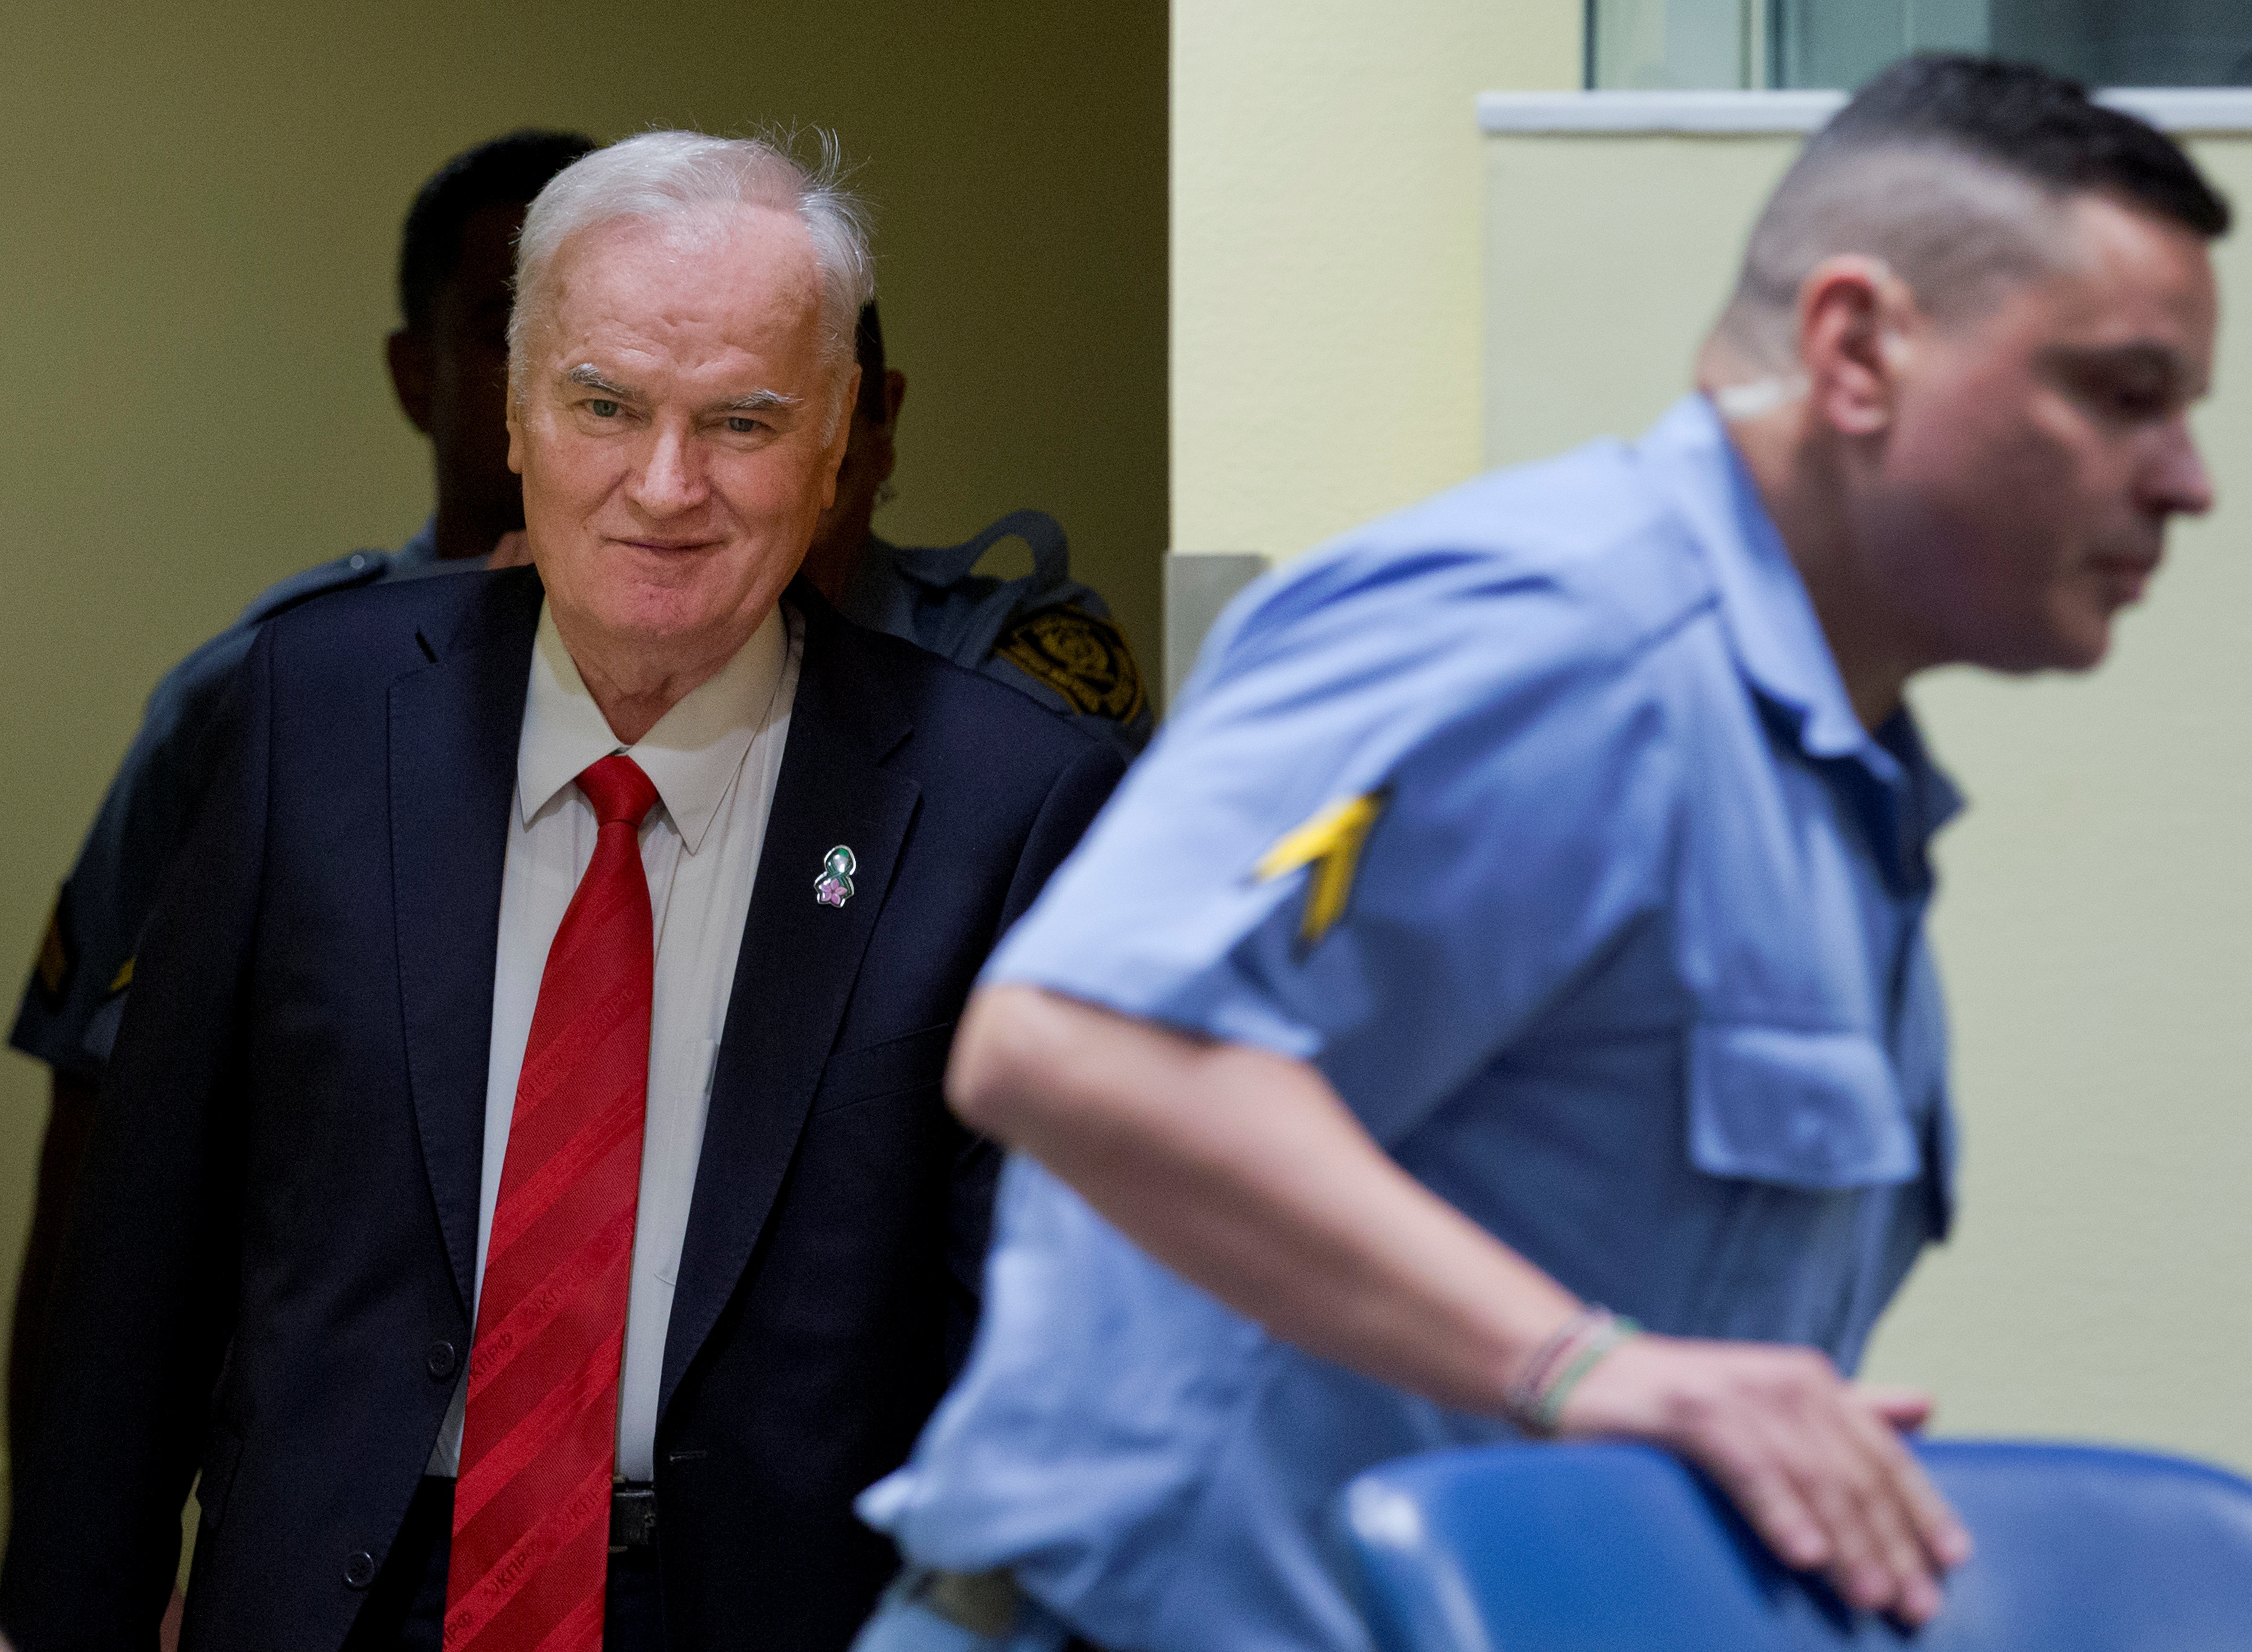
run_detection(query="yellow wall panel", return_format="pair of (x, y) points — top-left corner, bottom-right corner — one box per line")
(1171, 1), (1580, 563)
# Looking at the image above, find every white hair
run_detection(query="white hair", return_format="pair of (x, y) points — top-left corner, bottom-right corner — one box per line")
(509, 129), (874, 427)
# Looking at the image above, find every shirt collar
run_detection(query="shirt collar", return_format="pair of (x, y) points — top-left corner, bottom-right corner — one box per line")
(518, 601), (790, 854)
(394, 518), (440, 569)
(1639, 394), (1873, 761)
(387, 517), (493, 583)
(1640, 394), (1963, 867)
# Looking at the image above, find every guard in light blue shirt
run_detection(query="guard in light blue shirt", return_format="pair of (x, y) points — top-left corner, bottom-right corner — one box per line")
(853, 59), (2226, 1652)
(860, 394), (1956, 1652)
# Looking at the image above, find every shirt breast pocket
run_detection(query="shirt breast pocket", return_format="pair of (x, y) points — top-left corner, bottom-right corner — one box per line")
(1686, 1022), (1920, 1189)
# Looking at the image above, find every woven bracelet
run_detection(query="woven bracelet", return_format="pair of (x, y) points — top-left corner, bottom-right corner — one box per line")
(1529, 1313), (1640, 1435)
(1504, 1306), (1609, 1424)
(1503, 1306), (1640, 1436)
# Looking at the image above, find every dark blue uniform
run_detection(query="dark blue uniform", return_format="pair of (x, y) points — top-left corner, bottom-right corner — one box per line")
(12, 523), (467, 1077)
(840, 511), (1152, 763)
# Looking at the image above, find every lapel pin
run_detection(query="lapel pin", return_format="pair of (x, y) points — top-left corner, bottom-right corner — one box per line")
(815, 845), (857, 909)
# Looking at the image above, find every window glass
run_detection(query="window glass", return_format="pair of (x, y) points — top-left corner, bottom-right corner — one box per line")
(1588, 0), (2252, 90)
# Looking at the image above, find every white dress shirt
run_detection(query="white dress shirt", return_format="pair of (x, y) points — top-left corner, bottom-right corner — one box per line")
(429, 598), (800, 1481)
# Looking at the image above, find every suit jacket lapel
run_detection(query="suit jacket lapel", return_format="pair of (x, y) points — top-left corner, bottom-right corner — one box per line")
(661, 599), (919, 1419)
(388, 569), (543, 1317)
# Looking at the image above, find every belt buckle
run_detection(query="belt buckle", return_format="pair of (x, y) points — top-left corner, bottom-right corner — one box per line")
(609, 1483), (658, 1553)
(919, 1568), (1022, 1637)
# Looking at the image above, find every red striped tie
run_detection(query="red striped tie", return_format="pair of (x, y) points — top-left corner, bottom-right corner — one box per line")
(446, 754), (659, 1652)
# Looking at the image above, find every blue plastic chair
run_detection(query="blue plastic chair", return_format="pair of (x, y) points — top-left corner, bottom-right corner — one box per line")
(1340, 1440), (2252, 1650)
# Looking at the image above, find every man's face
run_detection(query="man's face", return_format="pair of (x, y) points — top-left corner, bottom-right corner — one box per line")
(431, 204), (525, 535)
(508, 207), (853, 663)
(1864, 193), (2217, 674)
(388, 202), (526, 550)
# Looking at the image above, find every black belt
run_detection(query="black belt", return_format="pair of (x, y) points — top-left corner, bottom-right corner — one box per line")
(424, 1477), (657, 1552)
(911, 1569), (1108, 1650)
(609, 1482), (658, 1552)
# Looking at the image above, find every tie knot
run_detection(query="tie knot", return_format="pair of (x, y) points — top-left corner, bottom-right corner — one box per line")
(576, 753), (659, 829)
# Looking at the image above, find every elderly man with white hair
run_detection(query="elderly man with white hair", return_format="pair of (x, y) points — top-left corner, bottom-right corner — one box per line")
(0, 132), (1123, 1652)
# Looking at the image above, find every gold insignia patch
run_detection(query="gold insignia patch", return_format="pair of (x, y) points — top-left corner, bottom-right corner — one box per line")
(994, 607), (1147, 725)
(33, 901), (69, 1000)
(109, 957), (135, 994)
(1254, 790), (1388, 947)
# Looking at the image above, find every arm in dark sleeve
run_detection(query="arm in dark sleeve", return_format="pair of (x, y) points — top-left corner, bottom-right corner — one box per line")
(945, 736), (1126, 1373)
(7, 1072), (97, 1475)
(0, 627), (274, 1651)
(9, 627), (260, 1082)
(5, 632), (258, 1484)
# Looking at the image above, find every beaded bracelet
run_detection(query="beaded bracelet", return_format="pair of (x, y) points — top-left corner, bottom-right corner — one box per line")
(1504, 1305), (1641, 1437)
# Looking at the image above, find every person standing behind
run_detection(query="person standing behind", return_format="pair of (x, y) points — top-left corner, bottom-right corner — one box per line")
(803, 301), (1152, 758)
(4, 127), (593, 1460)
(852, 56), (2225, 1651)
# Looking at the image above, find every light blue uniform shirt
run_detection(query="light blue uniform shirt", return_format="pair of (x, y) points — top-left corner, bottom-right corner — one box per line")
(859, 397), (1962, 1652)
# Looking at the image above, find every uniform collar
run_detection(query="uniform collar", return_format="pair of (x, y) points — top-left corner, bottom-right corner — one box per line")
(394, 518), (441, 569)
(387, 517), (495, 583)
(1639, 395), (1874, 761)
(517, 600), (790, 855)
(1641, 395), (1963, 864)
(873, 509), (1071, 593)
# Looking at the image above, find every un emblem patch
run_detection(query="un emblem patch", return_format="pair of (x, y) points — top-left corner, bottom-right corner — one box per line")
(995, 607), (1147, 725)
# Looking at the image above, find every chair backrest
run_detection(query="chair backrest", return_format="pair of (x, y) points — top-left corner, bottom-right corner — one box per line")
(1340, 1439), (2252, 1651)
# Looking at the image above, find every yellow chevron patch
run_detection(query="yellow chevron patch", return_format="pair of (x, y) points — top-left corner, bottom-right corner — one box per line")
(1254, 790), (1387, 947)
(109, 957), (135, 993)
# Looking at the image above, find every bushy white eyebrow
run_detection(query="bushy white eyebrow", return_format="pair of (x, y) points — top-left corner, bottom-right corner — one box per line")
(562, 364), (803, 417)
(565, 363), (634, 398)
(719, 389), (803, 414)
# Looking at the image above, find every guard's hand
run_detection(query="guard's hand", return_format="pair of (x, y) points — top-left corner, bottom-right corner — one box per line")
(1554, 1334), (1971, 1626)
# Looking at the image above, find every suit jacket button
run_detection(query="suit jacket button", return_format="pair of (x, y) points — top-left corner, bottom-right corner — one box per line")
(426, 1339), (459, 1380)
(344, 1551), (377, 1589)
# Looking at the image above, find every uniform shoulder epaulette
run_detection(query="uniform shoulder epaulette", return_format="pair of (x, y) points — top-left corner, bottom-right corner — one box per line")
(237, 550), (392, 628)
(994, 605), (1148, 726)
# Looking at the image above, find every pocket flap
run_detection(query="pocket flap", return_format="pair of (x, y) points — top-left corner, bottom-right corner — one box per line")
(1687, 1022), (1919, 1189)
(810, 1020), (958, 1114)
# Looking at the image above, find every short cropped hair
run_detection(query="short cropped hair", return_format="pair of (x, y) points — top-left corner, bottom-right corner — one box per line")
(510, 130), (875, 429)
(396, 129), (596, 332)
(1716, 55), (2230, 366)
(854, 299), (887, 424)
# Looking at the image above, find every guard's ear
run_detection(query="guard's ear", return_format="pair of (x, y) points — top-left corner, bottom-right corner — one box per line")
(867, 369), (906, 488)
(388, 327), (435, 435)
(817, 365), (863, 511)
(1796, 256), (1910, 438)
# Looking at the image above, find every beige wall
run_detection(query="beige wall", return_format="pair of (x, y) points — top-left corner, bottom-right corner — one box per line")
(1170, 0), (1580, 561)
(1485, 125), (2252, 1471)
(0, 0), (1166, 1481)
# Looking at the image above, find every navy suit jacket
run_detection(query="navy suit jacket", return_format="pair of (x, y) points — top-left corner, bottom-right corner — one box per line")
(0, 567), (1124, 1652)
